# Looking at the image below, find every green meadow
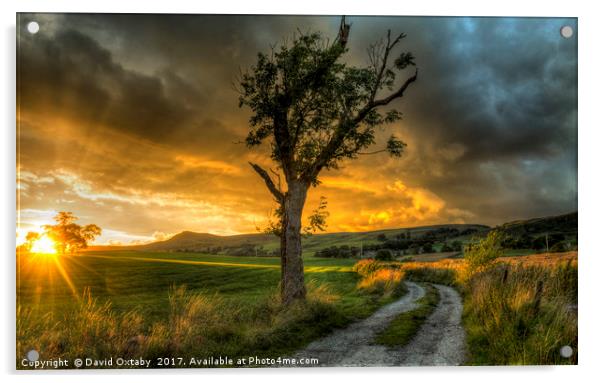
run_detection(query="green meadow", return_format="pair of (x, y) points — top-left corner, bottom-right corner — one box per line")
(18, 250), (406, 367)
(16, 222), (577, 367)
(18, 251), (361, 321)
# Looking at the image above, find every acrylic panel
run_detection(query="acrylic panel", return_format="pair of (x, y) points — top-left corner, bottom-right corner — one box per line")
(16, 13), (577, 369)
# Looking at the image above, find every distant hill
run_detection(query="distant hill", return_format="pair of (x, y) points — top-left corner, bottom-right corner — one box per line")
(85, 211), (577, 255)
(135, 231), (275, 252)
(498, 212), (577, 236)
(88, 223), (489, 254)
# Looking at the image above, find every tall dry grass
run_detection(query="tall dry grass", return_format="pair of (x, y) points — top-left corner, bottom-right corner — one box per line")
(353, 259), (407, 298)
(369, 253), (578, 365)
(18, 289), (147, 362)
(17, 282), (344, 368)
(464, 261), (577, 365)
(356, 268), (405, 297)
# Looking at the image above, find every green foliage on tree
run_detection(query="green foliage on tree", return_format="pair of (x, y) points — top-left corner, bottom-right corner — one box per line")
(451, 240), (463, 252)
(422, 242), (434, 254)
(441, 243), (453, 252)
(375, 249), (393, 261)
(464, 231), (504, 275)
(376, 233), (388, 242)
(303, 196), (329, 236)
(238, 17), (418, 304)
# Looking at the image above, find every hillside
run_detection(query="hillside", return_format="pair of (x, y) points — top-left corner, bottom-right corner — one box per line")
(88, 223), (489, 255)
(137, 231), (276, 252)
(86, 211), (577, 256)
(498, 211), (577, 235)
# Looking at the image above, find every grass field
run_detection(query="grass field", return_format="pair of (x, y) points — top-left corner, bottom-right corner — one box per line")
(17, 250), (403, 367)
(17, 248), (577, 367)
(390, 252), (578, 365)
(17, 251), (360, 321)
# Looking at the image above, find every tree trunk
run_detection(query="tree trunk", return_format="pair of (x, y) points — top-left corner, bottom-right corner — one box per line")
(279, 212), (287, 298)
(281, 180), (308, 305)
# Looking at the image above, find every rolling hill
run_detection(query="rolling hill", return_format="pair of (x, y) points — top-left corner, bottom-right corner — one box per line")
(497, 211), (577, 236)
(88, 224), (489, 254)
(86, 211), (577, 255)
(136, 231), (276, 251)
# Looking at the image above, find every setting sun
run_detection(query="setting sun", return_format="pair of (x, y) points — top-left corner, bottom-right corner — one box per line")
(30, 234), (57, 254)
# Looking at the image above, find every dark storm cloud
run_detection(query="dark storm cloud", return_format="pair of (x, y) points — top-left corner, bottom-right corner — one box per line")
(410, 17), (577, 163)
(17, 14), (577, 241)
(338, 16), (577, 222)
(19, 26), (196, 143)
(409, 17), (577, 221)
(17, 14), (336, 155)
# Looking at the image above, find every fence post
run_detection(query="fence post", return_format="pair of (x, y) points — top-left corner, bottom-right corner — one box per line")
(533, 280), (544, 314)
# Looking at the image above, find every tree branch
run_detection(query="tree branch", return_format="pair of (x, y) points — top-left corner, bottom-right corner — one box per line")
(354, 68), (418, 124)
(269, 168), (283, 192)
(281, 16), (351, 184)
(369, 30), (405, 102)
(302, 68), (417, 183)
(337, 16), (351, 48)
(249, 162), (285, 202)
(357, 149), (388, 155)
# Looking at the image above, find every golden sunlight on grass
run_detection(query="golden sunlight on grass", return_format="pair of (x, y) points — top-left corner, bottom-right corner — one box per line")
(19, 248), (79, 300)
(354, 252), (577, 365)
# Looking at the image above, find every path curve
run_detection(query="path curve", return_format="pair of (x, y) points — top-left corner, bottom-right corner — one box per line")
(393, 284), (466, 366)
(293, 282), (466, 367)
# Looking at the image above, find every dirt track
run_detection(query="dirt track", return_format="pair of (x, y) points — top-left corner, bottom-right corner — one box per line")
(293, 282), (466, 367)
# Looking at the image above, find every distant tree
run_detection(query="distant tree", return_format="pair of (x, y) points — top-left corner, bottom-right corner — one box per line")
(460, 228), (478, 236)
(385, 238), (409, 250)
(548, 233), (565, 247)
(43, 212), (102, 254)
(532, 236), (547, 250)
(516, 234), (533, 249)
(441, 243), (453, 252)
(338, 245), (352, 258)
(376, 233), (388, 242)
(422, 242), (434, 254)
(314, 244), (360, 259)
(375, 249), (393, 261)
(238, 17), (417, 304)
(451, 240), (463, 252)
(24, 231), (40, 252)
(549, 242), (567, 253)
(408, 243), (422, 255)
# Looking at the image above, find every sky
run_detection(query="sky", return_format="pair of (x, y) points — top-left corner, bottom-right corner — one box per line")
(16, 14), (577, 245)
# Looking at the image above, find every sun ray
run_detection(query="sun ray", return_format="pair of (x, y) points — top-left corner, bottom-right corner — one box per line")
(21, 233), (81, 301)
(51, 256), (79, 300)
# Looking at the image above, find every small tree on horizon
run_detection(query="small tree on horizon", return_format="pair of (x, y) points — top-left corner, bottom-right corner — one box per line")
(44, 212), (102, 254)
(238, 17), (418, 304)
(23, 231), (40, 252)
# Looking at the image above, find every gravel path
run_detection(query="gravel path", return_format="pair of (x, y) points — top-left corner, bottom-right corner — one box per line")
(293, 282), (466, 367)
(394, 284), (466, 366)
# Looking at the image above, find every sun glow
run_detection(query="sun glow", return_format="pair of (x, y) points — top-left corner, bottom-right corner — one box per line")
(30, 234), (57, 254)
